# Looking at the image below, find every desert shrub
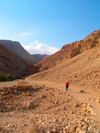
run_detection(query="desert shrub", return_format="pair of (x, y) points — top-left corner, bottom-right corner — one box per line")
(0, 71), (10, 81)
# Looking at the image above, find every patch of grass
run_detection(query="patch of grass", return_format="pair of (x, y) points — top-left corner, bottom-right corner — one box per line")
(0, 71), (10, 81)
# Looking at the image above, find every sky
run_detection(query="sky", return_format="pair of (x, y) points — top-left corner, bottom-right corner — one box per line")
(0, 0), (100, 55)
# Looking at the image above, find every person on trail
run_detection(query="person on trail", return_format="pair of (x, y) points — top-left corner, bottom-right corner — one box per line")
(65, 81), (69, 91)
(22, 77), (25, 80)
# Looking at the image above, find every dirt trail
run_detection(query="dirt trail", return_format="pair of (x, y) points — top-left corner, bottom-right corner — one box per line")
(1, 79), (100, 119)
(27, 79), (100, 126)
(0, 79), (100, 132)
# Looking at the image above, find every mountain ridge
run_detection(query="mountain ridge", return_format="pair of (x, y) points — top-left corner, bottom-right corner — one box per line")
(0, 43), (38, 79)
(32, 54), (48, 61)
(0, 40), (38, 64)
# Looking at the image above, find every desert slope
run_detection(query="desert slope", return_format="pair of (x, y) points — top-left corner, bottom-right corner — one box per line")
(0, 44), (38, 79)
(28, 45), (100, 93)
(35, 29), (100, 71)
(0, 40), (38, 64)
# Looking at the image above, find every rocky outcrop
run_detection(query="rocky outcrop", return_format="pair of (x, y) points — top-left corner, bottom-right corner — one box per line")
(35, 29), (100, 71)
(70, 47), (80, 58)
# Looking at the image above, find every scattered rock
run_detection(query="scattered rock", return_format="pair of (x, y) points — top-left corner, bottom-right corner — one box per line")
(71, 125), (77, 132)
(82, 103), (87, 108)
(80, 90), (84, 93)
(74, 103), (79, 107)
(96, 98), (100, 103)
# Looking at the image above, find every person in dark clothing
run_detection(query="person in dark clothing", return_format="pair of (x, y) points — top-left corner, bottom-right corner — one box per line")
(65, 81), (69, 91)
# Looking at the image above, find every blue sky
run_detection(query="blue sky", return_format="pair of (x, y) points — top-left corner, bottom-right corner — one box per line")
(0, 0), (100, 55)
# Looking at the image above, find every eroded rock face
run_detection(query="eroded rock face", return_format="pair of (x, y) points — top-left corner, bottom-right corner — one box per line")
(35, 29), (100, 71)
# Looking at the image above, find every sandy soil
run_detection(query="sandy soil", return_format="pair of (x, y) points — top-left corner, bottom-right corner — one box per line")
(0, 79), (100, 133)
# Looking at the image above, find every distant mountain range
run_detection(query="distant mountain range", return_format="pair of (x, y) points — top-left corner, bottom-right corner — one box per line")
(32, 54), (48, 62)
(0, 40), (38, 64)
(0, 40), (48, 64)
(0, 44), (38, 78)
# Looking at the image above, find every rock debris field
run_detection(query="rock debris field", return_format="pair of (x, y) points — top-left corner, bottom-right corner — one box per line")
(0, 80), (100, 133)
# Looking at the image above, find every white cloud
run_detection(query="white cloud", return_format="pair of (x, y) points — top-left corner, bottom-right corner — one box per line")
(30, 40), (38, 45)
(22, 43), (59, 55)
(21, 32), (32, 36)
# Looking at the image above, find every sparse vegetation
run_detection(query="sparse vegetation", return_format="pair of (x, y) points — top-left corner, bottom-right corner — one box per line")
(0, 71), (10, 81)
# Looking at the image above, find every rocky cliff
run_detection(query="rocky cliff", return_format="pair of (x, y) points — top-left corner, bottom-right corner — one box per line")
(35, 29), (100, 71)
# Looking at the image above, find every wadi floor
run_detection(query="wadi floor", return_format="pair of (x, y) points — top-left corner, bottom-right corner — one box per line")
(0, 79), (100, 133)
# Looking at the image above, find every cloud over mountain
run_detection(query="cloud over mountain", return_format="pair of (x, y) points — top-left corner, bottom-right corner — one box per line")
(23, 43), (59, 55)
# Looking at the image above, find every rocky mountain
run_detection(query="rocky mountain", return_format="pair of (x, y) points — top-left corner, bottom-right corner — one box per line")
(0, 44), (38, 79)
(0, 40), (38, 64)
(32, 54), (48, 61)
(35, 29), (100, 71)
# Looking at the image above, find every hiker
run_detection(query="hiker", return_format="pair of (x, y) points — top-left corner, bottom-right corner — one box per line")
(65, 81), (69, 91)
(22, 77), (25, 80)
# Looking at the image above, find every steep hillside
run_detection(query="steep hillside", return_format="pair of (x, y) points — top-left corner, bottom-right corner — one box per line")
(0, 44), (38, 79)
(32, 54), (48, 61)
(0, 40), (38, 64)
(27, 44), (100, 92)
(35, 29), (100, 71)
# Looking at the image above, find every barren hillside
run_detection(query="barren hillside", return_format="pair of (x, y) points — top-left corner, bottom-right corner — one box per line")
(0, 40), (38, 64)
(0, 44), (38, 79)
(35, 29), (100, 71)
(28, 44), (100, 92)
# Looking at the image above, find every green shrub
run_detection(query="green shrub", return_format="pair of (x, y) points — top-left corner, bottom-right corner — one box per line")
(0, 71), (10, 81)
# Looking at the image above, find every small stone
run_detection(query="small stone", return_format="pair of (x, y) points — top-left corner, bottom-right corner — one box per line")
(82, 103), (87, 108)
(79, 131), (87, 133)
(62, 106), (66, 110)
(71, 125), (77, 132)
(80, 90), (84, 92)
(26, 92), (31, 96)
(52, 126), (57, 133)
(96, 98), (100, 103)
(0, 92), (5, 96)
(53, 118), (59, 123)
(74, 103), (79, 107)
(47, 130), (51, 133)
(70, 111), (74, 114)
(34, 103), (38, 107)
(13, 90), (17, 94)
